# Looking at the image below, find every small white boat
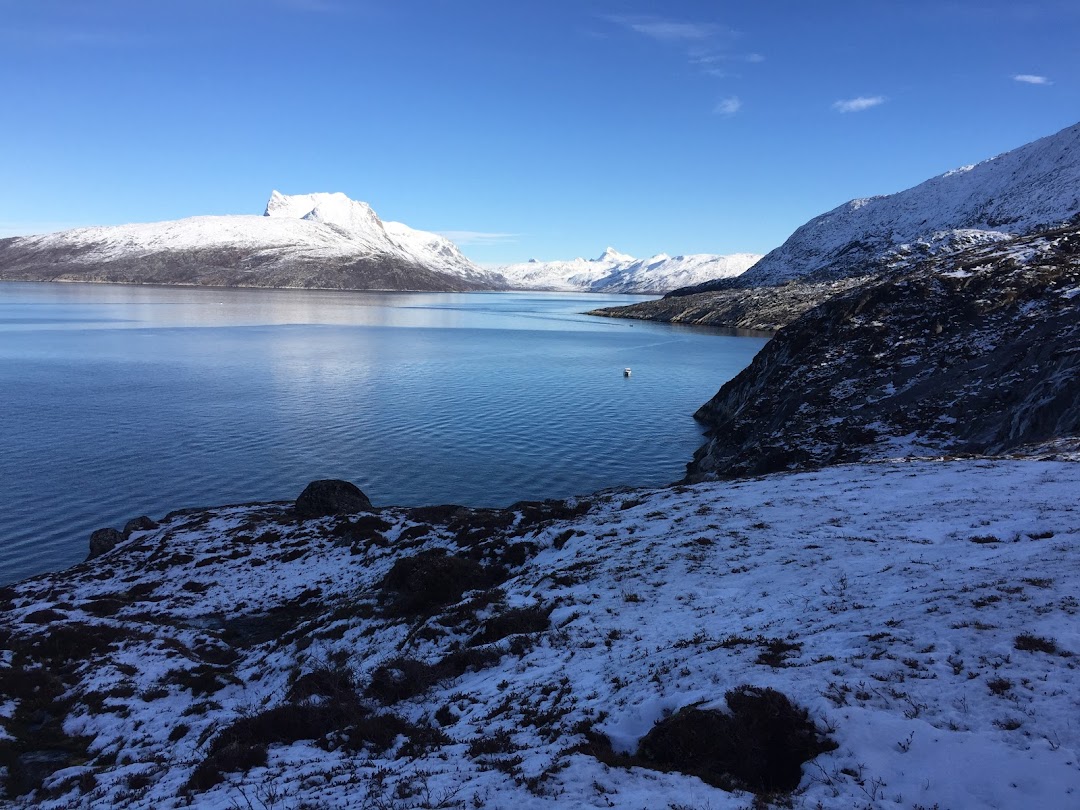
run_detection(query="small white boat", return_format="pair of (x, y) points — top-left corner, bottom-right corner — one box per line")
(623, 368), (632, 377)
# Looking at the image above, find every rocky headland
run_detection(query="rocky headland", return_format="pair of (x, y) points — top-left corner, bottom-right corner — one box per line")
(687, 223), (1080, 479)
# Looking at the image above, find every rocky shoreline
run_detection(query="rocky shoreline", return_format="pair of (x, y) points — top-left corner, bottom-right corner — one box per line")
(587, 276), (870, 333)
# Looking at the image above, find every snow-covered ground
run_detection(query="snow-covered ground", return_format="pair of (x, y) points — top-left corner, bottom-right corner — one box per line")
(497, 247), (761, 293)
(3, 458), (1079, 809)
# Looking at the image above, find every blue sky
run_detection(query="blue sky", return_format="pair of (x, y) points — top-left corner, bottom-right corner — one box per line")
(1, 1), (1077, 263)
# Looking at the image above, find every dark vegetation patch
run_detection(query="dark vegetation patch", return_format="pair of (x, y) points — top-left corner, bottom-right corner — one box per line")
(433, 588), (505, 631)
(0, 586), (17, 612)
(81, 594), (140, 616)
(578, 686), (835, 795)
(404, 504), (469, 525)
(211, 599), (323, 648)
(1014, 633), (1059, 654)
(969, 535), (1002, 544)
(755, 638), (802, 667)
(0, 654), (91, 798)
(331, 514), (392, 551)
(185, 684), (446, 794)
(987, 677), (1012, 695)
(467, 728), (519, 757)
(380, 550), (495, 615)
(468, 606), (550, 646)
(434, 704), (459, 727)
(163, 665), (241, 696)
(508, 498), (593, 531)
(396, 524), (433, 544)
(367, 647), (502, 705)
(287, 665), (356, 703)
(168, 723), (191, 742)
(448, 510), (516, 547)
(22, 608), (66, 625)
(637, 686), (836, 793)
(552, 529), (576, 550)
(27, 622), (148, 663)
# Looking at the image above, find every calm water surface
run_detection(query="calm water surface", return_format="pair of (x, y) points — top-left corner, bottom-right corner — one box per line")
(0, 282), (768, 584)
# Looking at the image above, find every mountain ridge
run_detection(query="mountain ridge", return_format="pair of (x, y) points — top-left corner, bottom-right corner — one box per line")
(496, 248), (762, 294)
(681, 120), (1080, 294)
(0, 192), (507, 293)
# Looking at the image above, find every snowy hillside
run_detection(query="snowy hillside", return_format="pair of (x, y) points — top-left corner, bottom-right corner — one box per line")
(731, 120), (1080, 287)
(497, 247), (761, 294)
(2, 460), (1079, 809)
(690, 222), (1080, 477)
(0, 192), (506, 292)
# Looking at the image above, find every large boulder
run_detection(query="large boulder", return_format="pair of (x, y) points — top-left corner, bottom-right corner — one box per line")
(123, 515), (159, 539)
(295, 479), (372, 518)
(88, 527), (124, 559)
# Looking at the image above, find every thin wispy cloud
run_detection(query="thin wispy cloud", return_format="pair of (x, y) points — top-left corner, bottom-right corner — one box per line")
(605, 13), (760, 113)
(438, 231), (519, 247)
(832, 96), (886, 113)
(607, 15), (725, 43)
(1013, 74), (1052, 85)
(606, 14), (761, 70)
(714, 96), (742, 117)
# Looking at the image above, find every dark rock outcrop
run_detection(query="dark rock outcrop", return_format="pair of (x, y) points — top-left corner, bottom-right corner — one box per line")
(588, 276), (868, 332)
(87, 528), (123, 559)
(687, 225), (1080, 478)
(122, 516), (159, 539)
(295, 480), (373, 517)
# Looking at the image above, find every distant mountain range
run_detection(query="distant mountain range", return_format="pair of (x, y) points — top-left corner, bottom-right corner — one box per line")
(0, 192), (760, 295)
(495, 247), (761, 294)
(0, 191), (505, 292)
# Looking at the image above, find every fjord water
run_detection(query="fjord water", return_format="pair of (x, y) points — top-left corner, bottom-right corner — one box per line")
(0, 283), (768, 585)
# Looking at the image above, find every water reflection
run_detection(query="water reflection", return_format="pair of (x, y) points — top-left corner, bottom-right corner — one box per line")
(0, 281), (768, 585)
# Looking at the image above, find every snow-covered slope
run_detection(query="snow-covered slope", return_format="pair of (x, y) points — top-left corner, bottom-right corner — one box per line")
(732, 120), (1080, 287)
(497, 247), (761, 293)
(3, 460), (1080, 808)
(0, 192), (506, 292)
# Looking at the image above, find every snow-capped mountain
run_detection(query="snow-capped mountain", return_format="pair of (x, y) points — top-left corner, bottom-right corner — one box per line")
(0, 191), (507, 292)
(497, 247), (761, 293)
(722, 120), (1080, 289)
